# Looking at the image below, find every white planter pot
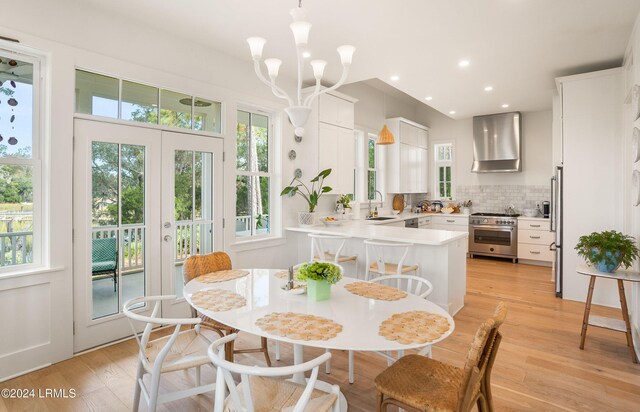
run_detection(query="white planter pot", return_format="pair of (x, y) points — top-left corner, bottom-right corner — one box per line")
(298, 211), (317, 227)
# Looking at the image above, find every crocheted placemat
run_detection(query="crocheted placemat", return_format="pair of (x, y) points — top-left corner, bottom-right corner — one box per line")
(190, 289), (246, 312)
(198, 269), (249, 283)
(255, 312), (343, 341)
(344, 281), (408, 301)
(379, 311), (451, 344)
(274, 270), (298, 280)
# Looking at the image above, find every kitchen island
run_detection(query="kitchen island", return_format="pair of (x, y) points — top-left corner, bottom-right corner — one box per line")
(286, 220), (468, 315)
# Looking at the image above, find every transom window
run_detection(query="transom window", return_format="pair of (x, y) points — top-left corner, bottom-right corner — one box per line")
(367, 133), (378, 200)
(75, 69), (222, 133)
(0, 49), (42, 271)
(434, 143), (453, 199)
(236, 109), (272, 239)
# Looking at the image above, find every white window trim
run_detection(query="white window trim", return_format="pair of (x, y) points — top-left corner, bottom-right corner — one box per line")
(433, 141), (454, 200)
(0, 43), (48, 277)
(233, 106), (281, 244)
(355, 128), (384, 206)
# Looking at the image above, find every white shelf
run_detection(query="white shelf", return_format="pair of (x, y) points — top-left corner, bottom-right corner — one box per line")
(588, 315), (627, 332)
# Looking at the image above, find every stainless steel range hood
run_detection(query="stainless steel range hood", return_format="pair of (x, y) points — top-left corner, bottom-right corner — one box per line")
(471, 112), (522, 173)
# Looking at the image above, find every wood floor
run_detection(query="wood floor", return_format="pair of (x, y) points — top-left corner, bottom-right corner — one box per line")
(2, 258), (640, 411)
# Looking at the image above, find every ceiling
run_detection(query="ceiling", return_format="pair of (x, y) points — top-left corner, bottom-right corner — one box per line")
(80, 0), (640, 119)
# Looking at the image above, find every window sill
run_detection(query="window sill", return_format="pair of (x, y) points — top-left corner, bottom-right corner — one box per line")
(0, 266), (65, 281)
(229, 236), (286, 252)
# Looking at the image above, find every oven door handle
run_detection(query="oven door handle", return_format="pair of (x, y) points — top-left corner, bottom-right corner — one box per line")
(470, 225), (514, 231)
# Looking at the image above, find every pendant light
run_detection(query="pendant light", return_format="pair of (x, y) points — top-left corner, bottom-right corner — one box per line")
(377, 92), (395, 145)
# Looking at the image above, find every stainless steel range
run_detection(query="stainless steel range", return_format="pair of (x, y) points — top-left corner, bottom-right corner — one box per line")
(469, 213), (519, 263)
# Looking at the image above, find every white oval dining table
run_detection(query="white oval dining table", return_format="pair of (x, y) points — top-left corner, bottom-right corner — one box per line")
(183, 269), (455, 410)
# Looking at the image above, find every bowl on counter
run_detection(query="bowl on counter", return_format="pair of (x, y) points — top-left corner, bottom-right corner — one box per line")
(522, 208), (539, 217)
(321, 217), (342, 226)
(441, 207), (455, 214)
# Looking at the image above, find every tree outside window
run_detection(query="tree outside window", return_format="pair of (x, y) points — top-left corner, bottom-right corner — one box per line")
(434, 143), (453, 199)
(236, 110), (271, 238)
(367, 135), (377, 200)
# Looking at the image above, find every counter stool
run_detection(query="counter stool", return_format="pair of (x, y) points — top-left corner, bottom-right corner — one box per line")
(364, 239), (419, 281)
(309, 233), (358, 276)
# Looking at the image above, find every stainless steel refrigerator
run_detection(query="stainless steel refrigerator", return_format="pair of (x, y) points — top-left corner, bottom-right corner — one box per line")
(550, 166), (563, 297)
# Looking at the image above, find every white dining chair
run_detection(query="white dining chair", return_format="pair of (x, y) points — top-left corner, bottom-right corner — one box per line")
(345, 274), (435, 385)
(123, 295), (216, 412)
(208, 334), (342, 412)
(364, 239), (419, 281)
(309, 233), (358, 276)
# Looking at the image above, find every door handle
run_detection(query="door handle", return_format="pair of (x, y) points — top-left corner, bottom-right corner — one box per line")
(529, 250), (541, 255)
(529, 236), (541, 239)
(164, 235), (172, 242)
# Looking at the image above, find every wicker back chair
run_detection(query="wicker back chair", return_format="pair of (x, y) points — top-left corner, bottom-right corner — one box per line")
(183, 252), (271, 366)
(374, 302), (507, 412)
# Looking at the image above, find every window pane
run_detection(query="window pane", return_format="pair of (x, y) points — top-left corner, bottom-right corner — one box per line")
(120, 145), (145, 225)
(439, 166), (444, 182)
(367, 170), (376, 200)
(175, 150), (193, 221)
(160, 89), (192, 129)
(75, 70), (118, 118)
(237, 111), (249, 171)
(252, 113), (269, 173)
(256, 176), (270, 235)
(0, 56), (33, 158)
(121, 81), (158, 124)
(235, 175), (251, 238)
(0, 164), (33, 267)
(446, 182), (451, 197)
(445, 166), (451, 181)
(92, 142), (119, 227)
(368, 139), (375, 169)
(91, 230), (119, 318)
(194, 98), (222, 133)
(194, 151), (213, 221)
(439, 182), (445, 197)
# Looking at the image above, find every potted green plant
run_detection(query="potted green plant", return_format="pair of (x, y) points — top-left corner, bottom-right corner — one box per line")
(336, 194), (352, 215)
(575, 230), (640, 273)
(296, 261), (342, 301)
(281, 169), (332, 226)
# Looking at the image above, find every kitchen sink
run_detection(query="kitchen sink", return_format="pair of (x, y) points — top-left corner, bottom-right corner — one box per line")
(366, 216), (396, 221)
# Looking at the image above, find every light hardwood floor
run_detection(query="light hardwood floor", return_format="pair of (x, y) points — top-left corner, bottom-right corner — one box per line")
(2, 258), (640, 411)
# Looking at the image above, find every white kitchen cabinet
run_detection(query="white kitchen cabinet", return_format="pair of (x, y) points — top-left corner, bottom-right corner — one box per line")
(303, 88), (357, 195)
(318, 123), (355, 194)
(431, 215), (469, 252)
(318, 93), (354, 129)
(517, 217), (553, 263)
(386, 118), (430, 194)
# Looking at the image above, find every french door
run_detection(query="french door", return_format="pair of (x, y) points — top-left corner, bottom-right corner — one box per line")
(73, 119), (223, 352)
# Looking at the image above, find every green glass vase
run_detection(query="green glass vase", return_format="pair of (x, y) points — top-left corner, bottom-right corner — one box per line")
(306, 278), (331, 301)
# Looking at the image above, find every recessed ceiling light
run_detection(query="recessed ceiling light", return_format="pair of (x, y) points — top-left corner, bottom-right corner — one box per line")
(302, 51), (311, 58)
(502, 104), (509, 108)
(425, 96), (433, 101)
(390, 75), (400, 81)
(484, 86), (493, 92)
(449, 111), (456, 115)
(458, 60), (470, 68)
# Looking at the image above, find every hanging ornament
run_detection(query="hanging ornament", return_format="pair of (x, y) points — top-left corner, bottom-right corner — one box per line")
(10, 115), (15, 123)
(8, 98), (17, 106)
(10, 80), (16, 88)
(0, 134), (3, 143)
(8, 60), (17, 67)
(8, 137), (17, 145)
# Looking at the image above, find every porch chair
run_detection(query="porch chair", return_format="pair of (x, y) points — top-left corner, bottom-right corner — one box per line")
(123, 295), (215, 412)
(374, 302), (508, 412)
(91, 237), (118, 291)
(183, 252), (272, 366)
(208, 333), (341, 412)
(346, 275), (434, 385)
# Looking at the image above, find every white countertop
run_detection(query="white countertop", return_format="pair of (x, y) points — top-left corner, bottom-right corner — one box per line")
(333, 211), (470, 226)
(286, 218), (468, 246)
(517, 216), (549, 221)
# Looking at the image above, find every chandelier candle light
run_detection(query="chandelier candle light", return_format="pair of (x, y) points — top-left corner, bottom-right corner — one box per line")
(246, 1), (355, 137)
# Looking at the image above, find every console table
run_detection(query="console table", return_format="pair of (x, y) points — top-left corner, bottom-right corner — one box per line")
(577, 265), (639, 363)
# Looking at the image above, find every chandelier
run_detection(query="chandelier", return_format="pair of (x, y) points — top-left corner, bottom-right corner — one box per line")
(246, 1), (355, 137)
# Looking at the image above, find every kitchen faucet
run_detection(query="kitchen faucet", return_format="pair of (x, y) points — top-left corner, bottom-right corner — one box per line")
(367, 190), (384, 218)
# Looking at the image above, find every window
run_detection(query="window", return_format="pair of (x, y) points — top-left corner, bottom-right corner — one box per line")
(0, 49), (42, 270)
(236, 110), (271, 239)
(367, 134), (378, 200)
(75, 70), (222, 133)
(434, 143), (453, 199)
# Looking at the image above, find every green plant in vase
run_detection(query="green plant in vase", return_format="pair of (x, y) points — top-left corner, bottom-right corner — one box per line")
(296, 261), (342, 301)
(336, 194), (352, 214)
(281, 169), (332, 226)
(575, 230), (639, 273)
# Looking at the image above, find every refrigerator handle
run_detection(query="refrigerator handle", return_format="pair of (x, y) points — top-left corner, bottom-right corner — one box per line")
(550, 175), (556, 232)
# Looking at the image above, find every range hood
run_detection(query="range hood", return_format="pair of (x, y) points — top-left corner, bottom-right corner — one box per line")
(471, 112), (522, 173)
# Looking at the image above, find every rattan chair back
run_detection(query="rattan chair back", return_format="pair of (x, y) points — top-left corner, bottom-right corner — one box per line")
(183, 251), (232, 284)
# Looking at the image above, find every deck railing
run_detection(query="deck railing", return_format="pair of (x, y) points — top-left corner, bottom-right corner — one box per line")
(0, 231), (33, 267)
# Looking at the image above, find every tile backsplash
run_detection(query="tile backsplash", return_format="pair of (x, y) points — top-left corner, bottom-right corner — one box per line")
(455, 185), (550, 214)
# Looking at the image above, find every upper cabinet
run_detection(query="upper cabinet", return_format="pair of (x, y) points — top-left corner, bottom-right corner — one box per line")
(385, 118), (430, 193)
(304, 89), (357, 194)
